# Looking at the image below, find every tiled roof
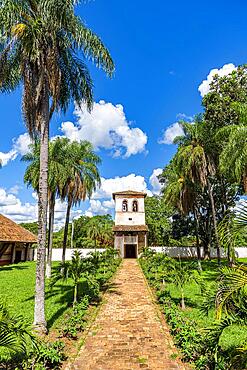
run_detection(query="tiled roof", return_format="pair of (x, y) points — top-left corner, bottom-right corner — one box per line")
(0, 214), (37, 243)
(112, 190), (147, 199)
(113, 225), (148, 232)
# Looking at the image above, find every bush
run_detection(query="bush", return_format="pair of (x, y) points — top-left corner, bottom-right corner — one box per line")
(23, 341), (66, 370)
(61, 296), (89, 339)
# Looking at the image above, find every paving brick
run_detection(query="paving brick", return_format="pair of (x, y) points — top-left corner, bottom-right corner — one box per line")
(67, 260), (188, 370)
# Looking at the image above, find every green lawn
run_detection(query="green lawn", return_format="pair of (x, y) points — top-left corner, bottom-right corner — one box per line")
(166, 259), (247, 351)
(0, 261), (75, 330)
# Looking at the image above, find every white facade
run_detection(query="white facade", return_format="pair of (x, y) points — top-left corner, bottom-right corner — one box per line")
(114, 195), (145, 225)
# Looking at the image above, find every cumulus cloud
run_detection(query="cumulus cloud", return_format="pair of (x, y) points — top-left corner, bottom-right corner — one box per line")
(85, 200), (109, 217)
(8, 185), (20, 195)
(0, 187), (82, 228)
(0, 150), (17, 166)
(60, 100), (147, 158)
(198, 63), (236, 97)
(159, 122), (184, 145)
(13, 133), (32, 155)
(92, 174), (152, 200)
(0, 187), (37, 223)
(149, 168), (163, 195)
(0, 133), (32, 167)
(83, 173), (154, 216)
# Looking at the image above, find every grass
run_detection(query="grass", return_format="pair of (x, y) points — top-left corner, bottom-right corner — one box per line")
(0, 261), (75, 330)
(165, 258), (247, 351)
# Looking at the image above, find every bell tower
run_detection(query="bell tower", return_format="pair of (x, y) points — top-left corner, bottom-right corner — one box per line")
(112, 190), (148, 258)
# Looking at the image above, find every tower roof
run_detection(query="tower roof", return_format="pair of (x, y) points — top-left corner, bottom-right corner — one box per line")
(112, 190), (147, 200)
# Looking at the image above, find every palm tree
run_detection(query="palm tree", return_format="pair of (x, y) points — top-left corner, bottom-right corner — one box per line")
(217, 103), (247, 193)
(0, 300), (36, 364)
(0, 0), (114, 334)
(174, 122), (221, 265)
(51, 250), (92, 306)
(100, 222), (114, 247)
(161, 161), (203, 270)
(87, 218), (102, 249)
(61, 141), (101, 265)
(22, 137), (72, 278)
(172, 261), (195, 310)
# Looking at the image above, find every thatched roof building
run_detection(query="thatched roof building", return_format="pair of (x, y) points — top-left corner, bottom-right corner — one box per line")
(0, 214), (37, 265)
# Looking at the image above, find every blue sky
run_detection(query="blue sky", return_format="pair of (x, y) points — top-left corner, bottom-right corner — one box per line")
(0, 0), (246, 227)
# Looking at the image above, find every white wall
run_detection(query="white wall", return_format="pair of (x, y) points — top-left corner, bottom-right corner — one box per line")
(150, 246), (247, 259)
(33, 247), (247, 261)
(34, 248), (106, 261)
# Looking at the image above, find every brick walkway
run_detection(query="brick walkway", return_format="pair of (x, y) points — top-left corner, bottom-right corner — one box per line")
(68, 259), (187, 370)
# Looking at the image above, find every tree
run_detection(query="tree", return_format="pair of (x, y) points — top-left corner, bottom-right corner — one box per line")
(172, 261), (195, 310)
(144, 196), (172, 246)
(174, 121), (221, 265)
(0, 300), (36, 365)
(73, 214), (114, 248)
(61, 141), (101, 264)
(22, 137), (72, 278)
(87, 218), (102, 249)
(160, 156), (203, 269)
(0, 0), (114, 334)
(51, 251), (91, 306)
(20, 222), (38, 235)
(217, 103), (247, 193)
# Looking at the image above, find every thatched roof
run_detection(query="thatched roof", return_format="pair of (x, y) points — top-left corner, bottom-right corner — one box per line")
(112, 190), (147, 200)
(113, 225), (148, 232)
(0, 214), (37, 243)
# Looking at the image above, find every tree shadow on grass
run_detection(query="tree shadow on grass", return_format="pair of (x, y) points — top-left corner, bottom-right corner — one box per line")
(0, 265), (29, 271)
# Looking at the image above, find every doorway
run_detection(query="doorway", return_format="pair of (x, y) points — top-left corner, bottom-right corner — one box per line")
(124, 244), (137, 258)
(15, 250), (22, 263)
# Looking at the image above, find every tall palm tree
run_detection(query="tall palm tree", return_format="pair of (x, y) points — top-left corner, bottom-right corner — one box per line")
(61, 141), (101, 264)
(161, 161), (202, 270)
(217, 103), (247, 193)
(22, 137), (72, 278)
(174, 122), (221, 265)
(0, 0), (114, 334)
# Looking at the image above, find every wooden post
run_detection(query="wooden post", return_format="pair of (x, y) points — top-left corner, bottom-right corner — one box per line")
(11, 243), (16, 263)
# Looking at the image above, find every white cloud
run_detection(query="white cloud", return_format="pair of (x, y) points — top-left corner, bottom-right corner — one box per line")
(60, 100), (147, 158)
(159, 122), (184, 145)
(0, 187), (37, 223)
(0, 150), (17, 166)
(149, 168), (163, 195)
(92, 174), (152, 200)
(85, 200), (109, 217)
(0, 133), (32, 167)
(198, 63), (236, 97)
(0, 187), (82, 229)
(8, 185), (20, 195)
(53, 199), (82, 230)
(13, 133), (32, 156)
(83, 173), (154, 216)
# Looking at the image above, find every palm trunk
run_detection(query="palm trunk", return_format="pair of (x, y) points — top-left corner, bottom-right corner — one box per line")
(46, 192), (55, 279)
(33, 88), (49, 334)
(73, 282), (78, 307)
(207, 179), (221, 266)
(204, 243), (211, 260)
(181, 290), (185, 310)
(62, 198), (72, 265)
(193, 206), (202, 272)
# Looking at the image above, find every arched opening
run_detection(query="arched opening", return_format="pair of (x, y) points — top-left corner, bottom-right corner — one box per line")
(122, 200), (128, 212)
(132, 200), (138, 212)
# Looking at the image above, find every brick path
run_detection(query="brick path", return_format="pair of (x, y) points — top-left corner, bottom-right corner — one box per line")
(68, 259), (187, 370)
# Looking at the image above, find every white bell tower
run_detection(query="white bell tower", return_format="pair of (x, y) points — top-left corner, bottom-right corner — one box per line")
(112, 190), (148, 258)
